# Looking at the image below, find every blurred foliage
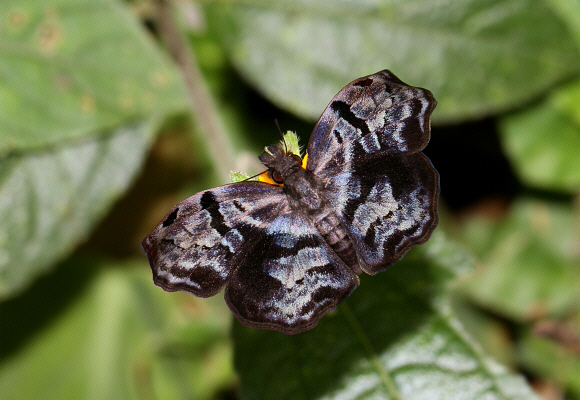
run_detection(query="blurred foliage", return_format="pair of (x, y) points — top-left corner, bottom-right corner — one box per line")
(206, 0), (579, 124)
(0, 1), (579, 400)
(0, 0), (189, 299)
(234, 232), (538, 400)
(456, 198), (580, 321)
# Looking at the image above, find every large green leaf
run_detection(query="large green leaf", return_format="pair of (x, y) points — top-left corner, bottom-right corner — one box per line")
(234, 232), (539, 400)
(0, 0), (190, 299)
(205, 0), (579, 123)
(499, 80), (580, 192)
(0, 0), (188, 155)
(483, 0), (580, 191)
(0, 258), (234, 400)
(457, 199), (580, 321)
(0, 123), (154, 300)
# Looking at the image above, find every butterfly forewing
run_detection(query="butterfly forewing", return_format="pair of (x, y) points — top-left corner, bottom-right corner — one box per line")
(142, 182), (288, 297)
(307, 70), (436, 177)
(225, 213), (359, 334)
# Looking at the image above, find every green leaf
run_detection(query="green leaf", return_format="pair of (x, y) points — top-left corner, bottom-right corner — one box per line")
(554, 80), (580, 127)
(281, 130), (303, 157)
(0, 258), (235, 400)
(0, 0), (191, 299)
(518, 321), (580, 397)
(499, 80), (580, 192)
(546, 0), (580, 52)
(0, 122), (154, 300)
(205, 0), (579, 123)
(0, 0), (188, 155)
(457, 198), (580, 321)
(231, 170), (252, 182)
(234, 231), (539, 400)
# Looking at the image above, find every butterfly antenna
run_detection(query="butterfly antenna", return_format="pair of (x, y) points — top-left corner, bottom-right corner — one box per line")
(243, 169), (269, 182)
(274, 118), (288, 153)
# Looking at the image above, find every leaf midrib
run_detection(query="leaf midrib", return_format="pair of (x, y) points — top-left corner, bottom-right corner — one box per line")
(340, 302), (404, 400)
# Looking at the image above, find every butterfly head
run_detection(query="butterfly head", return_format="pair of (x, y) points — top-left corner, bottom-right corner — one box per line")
(259, 144), (303, 185)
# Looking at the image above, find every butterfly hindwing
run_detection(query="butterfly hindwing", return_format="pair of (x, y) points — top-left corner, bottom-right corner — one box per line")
(326, 153), (439, 274)
(225, 212), (359, 334)
(142, 182), (288, 297)
(306, 70), (436, 177)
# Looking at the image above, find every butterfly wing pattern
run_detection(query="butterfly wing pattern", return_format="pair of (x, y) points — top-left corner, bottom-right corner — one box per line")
(225, 212), (359, 333)
(143, 69), (438, 334)
(307, 70), (439, 273)
(144, 182), (288, 297)
(143, 181), (359, 333)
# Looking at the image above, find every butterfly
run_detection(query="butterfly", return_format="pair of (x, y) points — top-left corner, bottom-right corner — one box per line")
(142, 70), (439, 334)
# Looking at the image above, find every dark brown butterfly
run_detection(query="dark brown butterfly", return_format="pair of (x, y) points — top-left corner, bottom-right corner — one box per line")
(142, 70), (438, 334)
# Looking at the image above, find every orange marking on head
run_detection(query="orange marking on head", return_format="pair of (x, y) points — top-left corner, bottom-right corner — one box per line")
(259, 171), (280, 186)
(259, 152), (308, 186)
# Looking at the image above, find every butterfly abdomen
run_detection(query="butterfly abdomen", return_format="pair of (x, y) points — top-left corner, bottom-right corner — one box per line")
(313, 211), (362, 275)
(280, 166), (362, 275)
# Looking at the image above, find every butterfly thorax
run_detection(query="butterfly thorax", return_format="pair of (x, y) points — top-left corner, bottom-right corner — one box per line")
(259, 144), (324, 212)
(259, 144), (362, 274)
(285, 170), (362, 274)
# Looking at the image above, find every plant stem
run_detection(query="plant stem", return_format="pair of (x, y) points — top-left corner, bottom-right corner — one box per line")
(156, 0), (235, 181)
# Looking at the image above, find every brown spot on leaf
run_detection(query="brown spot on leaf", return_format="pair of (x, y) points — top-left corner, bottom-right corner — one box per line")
(36, 11), (63, 55)
(8, 8), (28, 31)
